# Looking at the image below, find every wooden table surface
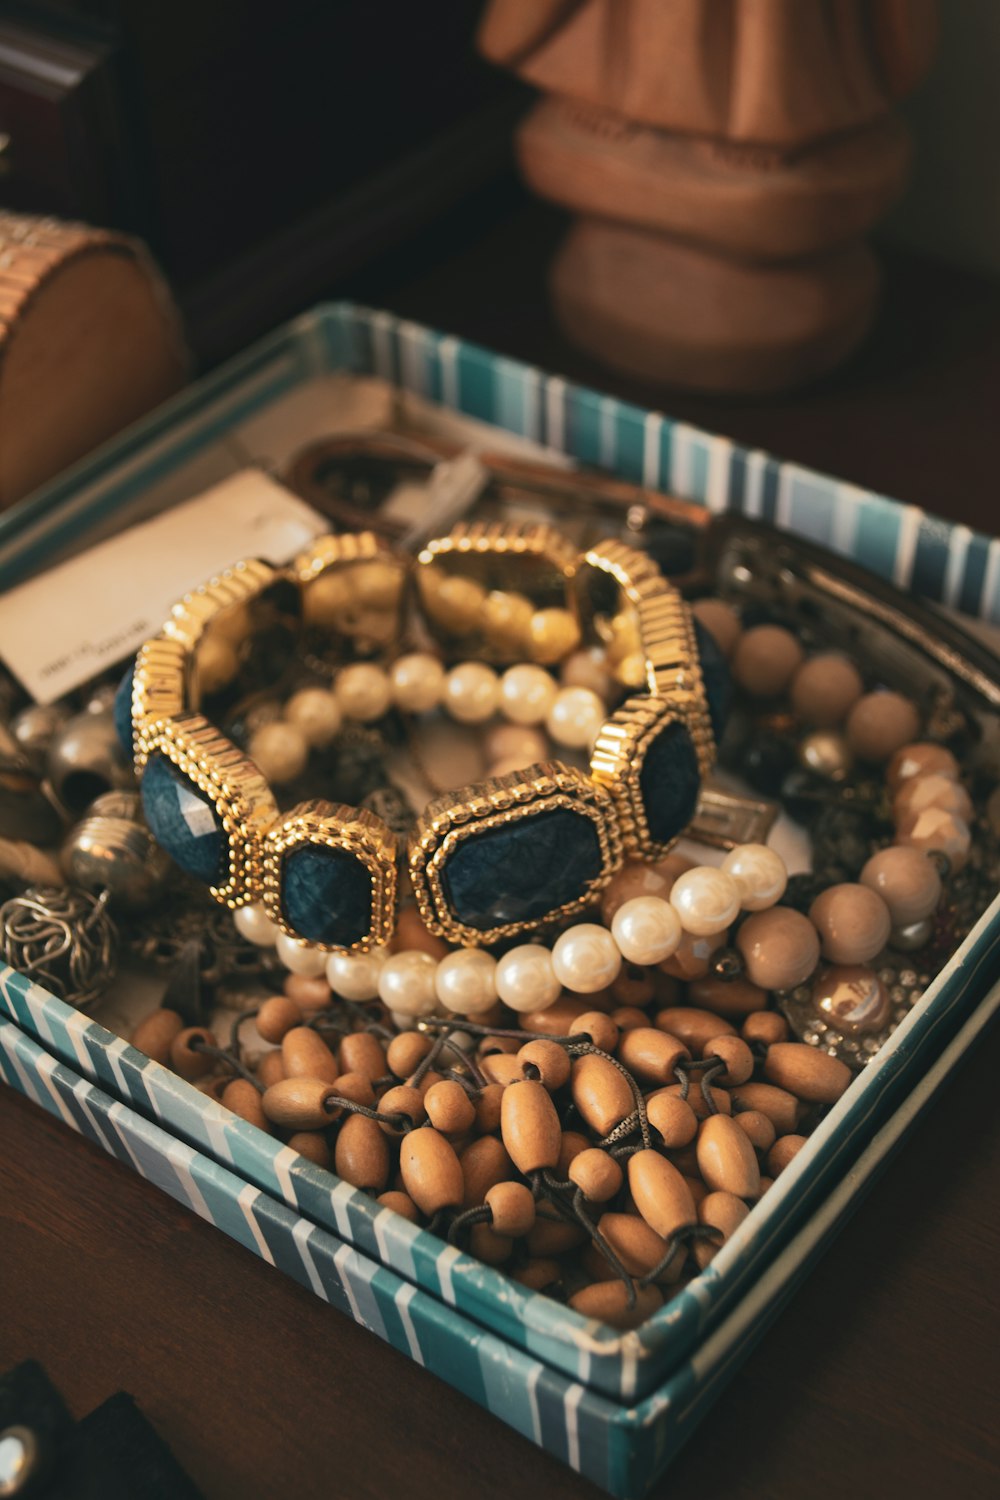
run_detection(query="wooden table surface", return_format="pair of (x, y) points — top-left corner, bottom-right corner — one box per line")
(3, 187), (1000, 1499)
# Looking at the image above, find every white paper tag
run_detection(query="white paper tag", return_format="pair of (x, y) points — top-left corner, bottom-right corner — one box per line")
(0, 470), (326, 703)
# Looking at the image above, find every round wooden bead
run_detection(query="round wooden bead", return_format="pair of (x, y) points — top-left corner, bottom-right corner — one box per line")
(568, 1148), (623, 1203)
(895, 807), (971, 871)
(845, 691), (920, 763)
(628, 1149), (698, 1240)
(736, 907), (821, 991)
(282, 1026), (339, 1084)
(887, 741), (960, 791)
(423, 1079), (476, 1135)
(500, 1079), (562, 1174)
(262, 1077), (335, 1130)
(808, 883), (891, 965)
(570, 1052), (634, 1136)
(377, 1085), (426, 1134)
(131, 1007), (184, 1065)
(552, 924), (622, 992)
(720, 844), (787, 912)
(732, 625), (804, 698)
(255, 996), (303, 1045)
(763, 1042), (852, 1104)
(859, 846), (942, 926)
(789, 654), (864, 727)
(645, 1091), (698, 1148)
(169, 1026), (216, 1080)
(485, 1180), (536, 1236)
(283, 972), (333, 1009)
(702, 1035), (754, 1086)
(893, 773), (972, 823)
(691, 597), (741, 657)
(658, 930), (717, 981)
(335, 1112), (390, 1192)
(518, 1039), (572, 1091)
(386, 1031), (433, 1079)
(696, 1114), (761, 1199)
(399, 1127), (464, 1214)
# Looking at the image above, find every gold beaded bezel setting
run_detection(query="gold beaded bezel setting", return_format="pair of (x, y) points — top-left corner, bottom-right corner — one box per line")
(261, 800), (399, 953)
(409, 762), (623, 946)
(591, 695), (714, 860)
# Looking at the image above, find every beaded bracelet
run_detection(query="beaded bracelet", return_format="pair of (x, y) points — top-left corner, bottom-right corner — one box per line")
(120, 524), (725, 954)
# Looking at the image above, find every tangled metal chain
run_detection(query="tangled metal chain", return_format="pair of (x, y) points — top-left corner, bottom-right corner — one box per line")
(0, 884), (117, 1009)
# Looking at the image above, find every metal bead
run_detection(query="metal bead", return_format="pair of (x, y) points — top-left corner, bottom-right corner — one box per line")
(47, 708), (134, 814)
(798, 730), (853, 781)
(61, 796), (172, 911)
(10, 703), (71, 767)
(0, 884), (117, 1008)
(810, 964), (892, 1036)
(709, 945), (745, 980)
(889, 917), (934, 951)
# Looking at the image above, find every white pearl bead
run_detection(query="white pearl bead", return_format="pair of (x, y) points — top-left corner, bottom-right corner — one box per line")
(326, 946), (388, 1001)
(487, 756), (534, 780)
(234, 903), (280, 947)
(445, 662), (500, 725)
(551, 923), (621, 993)
(499, 664), (558, 726)
(435, 949), (498, 1015)
(482, 723), (548, 767)
(546, 686), (606, 750)
(377, 950), (440, 1017)
(275, 931), (329, 976)
(284, 687), (342, 749)
(248, 720), (309, 783)
(495, 944), (561, 1013)
(669, 866), (741, 937)
(334, 663), (393, 722)
(560, 647), (613, 700)
(611, 896), (682, 965)
(390, 652), (446, 713)
(721, 843), (788, 911)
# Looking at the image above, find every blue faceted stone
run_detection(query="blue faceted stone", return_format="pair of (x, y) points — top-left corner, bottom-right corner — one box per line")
(141, 753), (227, 885)
(113, 662), (135, 755)
(639, 720), (701, 844)
(281, 844), (373, 947)
(442, 807), (603, 931)
(693, 617), (732, 741)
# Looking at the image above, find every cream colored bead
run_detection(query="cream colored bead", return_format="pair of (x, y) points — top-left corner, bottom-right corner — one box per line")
(482, 591), (534, 650)
(611, 896), (682, 965)
(435, 949), (498, 1015)
(211, 601), (251, 645)
(334, 663), (393, 722)
(670, 866), (741, 937)
(248, 720), (309, 784)
(275, 932), (330, 977)
(353, 560), (402, 610)
(487, 756), (536, 780)
(195, 634), (239, 695)
(499, 664), (558, 726)
(326, 946), (388, 1001)
(561, 647), (613, 700)
(551, 923), (622, 993)
(528, 607), (581, 665)
(546, 685), (606, 749)
(445, 662), (500, 724)
(721, 844), (787, 912)
(377, 950), (440, 1017)
(433, 574), (486, 631)
(284, 687), (343, 749)
(234, 903), (280, 947)
(302, 569), (356, 628)
(482, 723), (548, 766)
(613, 651), (648, 689)
(892, 772), (972, 824)
(389, 653), (445, 713)
(495, 944), (561, 1013)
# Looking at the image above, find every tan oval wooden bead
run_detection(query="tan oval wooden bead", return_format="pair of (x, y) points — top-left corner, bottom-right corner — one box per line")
(256, 1050), (286, 1089)
(645, 1091), (699, 1148)
(570, 1052), (635, 1136)
(262, 1077), (335, 1130)
(695, 1191), (750, 1268)
(617, 1027), (689, 1085)
(569, 1280), (663, 1330)
(386, 1031), (433, 1079)
(500, 1079), (562, 1174)
(610, 968), (655, 1008)
(768, 1134), (809, 1176)
(736, 907), (821, 992)
(733, 1109), (776, 1152)
(485, 1180), (536, 1236)
(288, 1130), (331, 1169)
(474, 1082), (505, 1134)
(688, 976), (768, 1020)
(479, 1035), (521, 1059)
(520, 995), (605, 1035)
(423, 1079), (476, 1135)
(741, 1012), (789, 1047)
(596, 1212), (684, 1283)
(329, 1071), (376, 1115)
(377, 1084), (426, 1134)
(480, 1052), (525, 1087)
(194, 1074), (229, 1101)
(470, 1222), (514, 1265)
(283, 972), (332, 1010)
(764, 1042), (852, 1104)
(702, 1035), (754, 1086)
(169, 1026), (216, 1080)
(131, 1008), (184, 1064)
(338, 1031), (387, 1084)
(628, 1149), (697, 1240)
(654, 1007), (734, 1055)
(511, 1257), (561, 1291)
(399, 1127), (464, 1215)
(527, 1213), (588, 1256)
(255, 996), (303, 1045)
(758, 1176), (775, 1196)
(282, 1027), (339, 1085)
(377, 1189), (421, 1223)
(696, 1114), (761, 1199)
(221, 1078), (270, 1133)
(459, 1135), (512, 1208)
(568, 1148), (623, 1203)
(568, 1011), (620, 1053)
(666, 1144), (701, 1179)
(659, 1082), (732, 1120)
(729, 1081), (801, 1135)
(517, 1038), (572, 1090)
(557, 1130), (591, 1175)
(335, 1112), (390, 1191)
(610, 1004), (652, 1030)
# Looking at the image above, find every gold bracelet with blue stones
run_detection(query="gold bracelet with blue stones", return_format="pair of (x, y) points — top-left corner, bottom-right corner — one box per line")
(116, 523), (728, 954)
